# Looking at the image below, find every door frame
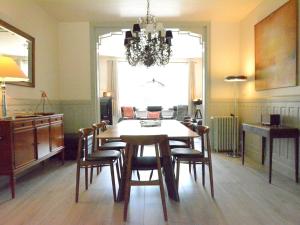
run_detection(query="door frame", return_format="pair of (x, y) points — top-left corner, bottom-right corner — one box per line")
(90, 22), (211, 125)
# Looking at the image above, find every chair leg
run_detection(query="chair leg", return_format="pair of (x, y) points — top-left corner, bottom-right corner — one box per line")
(140, 145), (144, 156)
(189, 161), (191, 173)
(75, 164), (80, 202)
(137, 170), (141, 180)
(90, 167), (93, 184)
(193, 162), (197, 182)
(97, 166), (100, 175)
(123, 149), (133, 221)
(110, 163), (117, 201)
(208, 162), (214, 198)
(156, 146), (168, 221)
(85, 167), (88, 190)
(149, 170), (154, 181)
(116, 160), (121, 184)
(176, 159), (180, 190)
(202, 162), (205, 186)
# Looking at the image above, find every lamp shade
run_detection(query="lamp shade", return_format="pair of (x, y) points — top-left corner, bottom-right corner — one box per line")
(224, 75), (247, 82)
(0, 56), (28, 82)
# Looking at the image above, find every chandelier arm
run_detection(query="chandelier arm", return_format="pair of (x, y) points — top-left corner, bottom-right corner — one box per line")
(124, 0), (172, 67)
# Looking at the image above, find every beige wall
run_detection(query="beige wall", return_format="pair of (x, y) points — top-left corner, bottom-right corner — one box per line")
(0, 0), (59, 101)
(58, 22), (91, 100)
(239, 0), (300, 179)
(239, 0), (300, 99)
(210, 21), (241, 100)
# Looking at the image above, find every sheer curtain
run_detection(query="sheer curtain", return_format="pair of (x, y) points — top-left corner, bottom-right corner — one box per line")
(188, 61), (195, 116)
(117, 61), (189, 110)
(107, 60), (121, 120)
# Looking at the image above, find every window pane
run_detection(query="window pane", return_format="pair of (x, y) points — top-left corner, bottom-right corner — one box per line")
(117, 62), (189, 109)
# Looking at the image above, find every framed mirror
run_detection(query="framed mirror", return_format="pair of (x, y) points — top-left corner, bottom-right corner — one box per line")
(0, 18), (35, 87)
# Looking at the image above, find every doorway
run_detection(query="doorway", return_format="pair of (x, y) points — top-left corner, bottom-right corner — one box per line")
(92, 25), (209, 125)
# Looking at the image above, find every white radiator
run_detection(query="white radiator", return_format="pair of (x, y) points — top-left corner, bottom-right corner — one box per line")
(211, 116), (239, 153)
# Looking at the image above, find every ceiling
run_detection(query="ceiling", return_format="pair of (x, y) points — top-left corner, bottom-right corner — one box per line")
(33, 0), (263, 23)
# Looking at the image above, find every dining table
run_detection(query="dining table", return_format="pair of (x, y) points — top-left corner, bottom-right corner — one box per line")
(97, 119), (199, 202)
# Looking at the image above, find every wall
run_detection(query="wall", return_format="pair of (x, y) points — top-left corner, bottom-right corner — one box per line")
(58, 22), (94, 132)
(239, 0), (300, 178)
(58, 22), (91, 101)
(0, 0), (60, 116)
(209, 21), (241, 117)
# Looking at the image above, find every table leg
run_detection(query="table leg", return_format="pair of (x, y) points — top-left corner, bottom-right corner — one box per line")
(262, 137), (266, 165)
(269, 137), (273, 184)
(295, 136), (299, 183)
(242, 130), (245, 165)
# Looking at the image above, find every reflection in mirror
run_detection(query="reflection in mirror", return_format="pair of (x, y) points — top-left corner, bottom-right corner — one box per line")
(0, 19), (35, 87)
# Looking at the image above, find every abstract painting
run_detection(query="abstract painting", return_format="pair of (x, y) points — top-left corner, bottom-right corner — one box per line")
(255, 0), (297, 90)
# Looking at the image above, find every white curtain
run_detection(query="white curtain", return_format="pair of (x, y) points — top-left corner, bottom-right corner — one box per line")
(107, 60), (121, 121)
(188, 61), (195, 116)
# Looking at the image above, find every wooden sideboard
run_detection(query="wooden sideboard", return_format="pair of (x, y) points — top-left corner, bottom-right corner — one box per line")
(0, 114), (65, 198)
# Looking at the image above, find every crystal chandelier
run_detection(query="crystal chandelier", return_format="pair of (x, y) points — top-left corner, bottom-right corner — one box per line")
(124, 0), (173, 67)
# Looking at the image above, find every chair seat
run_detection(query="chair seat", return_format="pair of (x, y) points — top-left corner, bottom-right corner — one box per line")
(101, 141), (126, 149)
(132, 156), (162, 170)
(87, 150), (121, 161)
(169, 140), (188, 148)
(171, 148), (203, 158)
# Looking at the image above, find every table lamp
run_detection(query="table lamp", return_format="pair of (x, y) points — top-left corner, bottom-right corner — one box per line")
(0, 56), (28, 118)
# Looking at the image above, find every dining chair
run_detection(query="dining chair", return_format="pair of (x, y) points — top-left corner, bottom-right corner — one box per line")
(120, 135), (169, 221)
(91, 121), (125, 183)
(171, 125), (214, 198)
(75, 127), (121, 202)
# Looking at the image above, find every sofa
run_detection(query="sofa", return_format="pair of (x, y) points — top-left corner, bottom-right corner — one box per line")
(119, 105), (189, 121)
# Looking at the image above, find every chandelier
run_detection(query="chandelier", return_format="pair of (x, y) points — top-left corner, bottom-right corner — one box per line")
(124, 0), (173, 67)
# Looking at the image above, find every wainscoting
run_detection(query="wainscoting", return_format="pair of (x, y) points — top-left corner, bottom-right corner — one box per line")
(5, 98), (96, 133)
(60, 100), (96, 133)
(239, 97), (300, 179)
(6, 98), (61, 117)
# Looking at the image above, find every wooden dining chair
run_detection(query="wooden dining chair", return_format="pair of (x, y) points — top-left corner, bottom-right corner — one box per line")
(75, 127), (121, 202)
(171, 125), (214, 198)
(90, 121), (125, 184)
(120, 135), (169, 221)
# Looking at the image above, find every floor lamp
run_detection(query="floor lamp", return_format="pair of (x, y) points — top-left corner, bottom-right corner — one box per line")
(0, 56), (28, 118)
(224, 75), (247, 157)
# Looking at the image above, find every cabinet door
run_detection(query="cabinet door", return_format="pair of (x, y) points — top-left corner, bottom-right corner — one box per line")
(50, 122), (64, 151)
(37, 125), (50, 158)
(14, 128), (35, 168)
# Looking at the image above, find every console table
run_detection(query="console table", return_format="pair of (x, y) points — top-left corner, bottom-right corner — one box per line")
(0, 114), (65, 198)
(242, 123), (299, 183)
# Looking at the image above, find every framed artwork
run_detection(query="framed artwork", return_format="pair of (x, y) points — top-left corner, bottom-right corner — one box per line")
(255, 0), (297, 90)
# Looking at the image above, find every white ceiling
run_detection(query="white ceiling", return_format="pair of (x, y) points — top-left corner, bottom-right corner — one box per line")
(33, 0), (263, 23)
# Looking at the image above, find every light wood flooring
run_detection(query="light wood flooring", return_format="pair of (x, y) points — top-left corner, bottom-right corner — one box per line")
(0, 153), (300, 225)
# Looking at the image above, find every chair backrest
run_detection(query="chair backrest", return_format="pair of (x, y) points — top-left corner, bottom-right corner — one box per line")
(120, 135), (170, 158)
(146, 106), (162, 119)
(121, 106), (136, 119)
(147, 106), (162, 112)
(195, 125), (212, 159)
(77, 128), (94, 162)
(92, 121), (107, 148)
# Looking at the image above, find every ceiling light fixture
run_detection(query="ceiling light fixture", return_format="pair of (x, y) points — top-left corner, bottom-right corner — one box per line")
(124, 0), (173, 67)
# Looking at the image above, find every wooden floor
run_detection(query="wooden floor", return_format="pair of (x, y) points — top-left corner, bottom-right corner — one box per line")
(0, 153), (300, 225)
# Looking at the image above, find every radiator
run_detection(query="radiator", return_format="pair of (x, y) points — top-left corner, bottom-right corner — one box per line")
(211, 116), (239, 153)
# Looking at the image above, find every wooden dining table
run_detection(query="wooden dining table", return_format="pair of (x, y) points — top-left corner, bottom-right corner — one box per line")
(97, 119), (199, 202)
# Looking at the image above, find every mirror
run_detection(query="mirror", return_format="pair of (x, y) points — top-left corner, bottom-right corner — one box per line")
(0, 19), (35, 87)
